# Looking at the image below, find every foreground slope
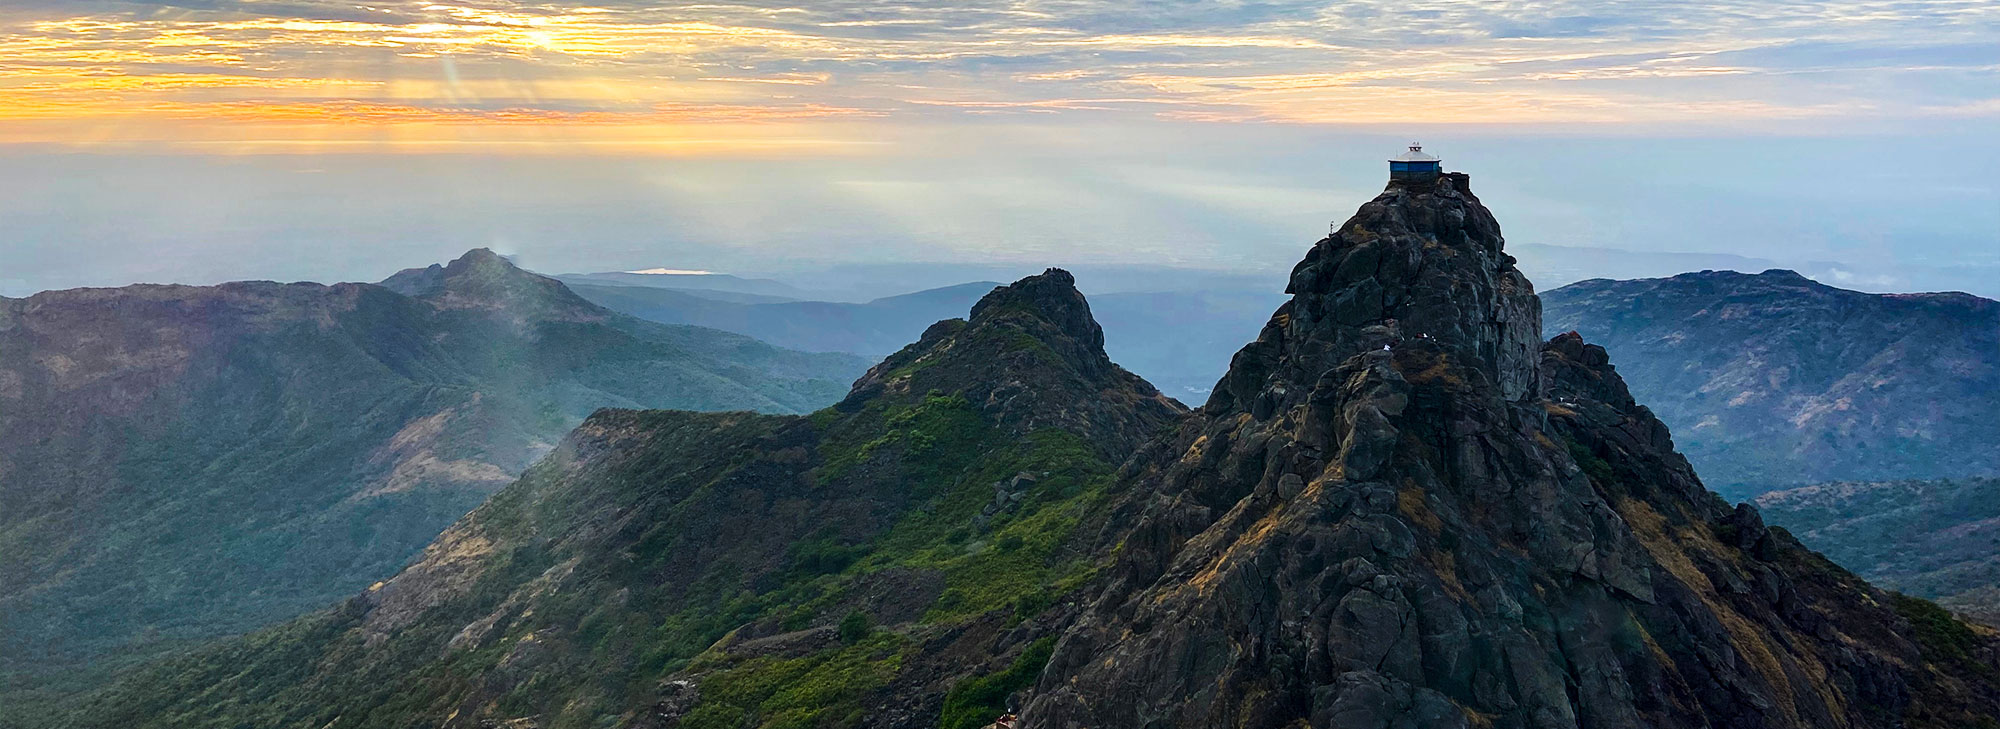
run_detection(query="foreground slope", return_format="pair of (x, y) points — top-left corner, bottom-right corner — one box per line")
(67, 270), (1183, 729)
(1758, 477), (2000, 623)
(1023, 173), (2000, 728)
(0, 249), (865, 701)
(1544, 270), (2000, 496)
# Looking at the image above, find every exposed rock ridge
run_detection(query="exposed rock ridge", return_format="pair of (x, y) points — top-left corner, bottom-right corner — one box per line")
(1213, 172), (1543, 415)
(1020, 178), (2000, 728)
(844, 268), (1185, 454)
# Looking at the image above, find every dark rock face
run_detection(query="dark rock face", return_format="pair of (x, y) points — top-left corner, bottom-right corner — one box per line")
(1020, 176), (2000, 728)
(1214, 173), (1542, 412)
(1543, 269), (2000, 496)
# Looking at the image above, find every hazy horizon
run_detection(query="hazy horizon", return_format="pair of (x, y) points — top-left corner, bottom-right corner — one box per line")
(5, 129), (1996, 300)
(1, 0), (1995, 298)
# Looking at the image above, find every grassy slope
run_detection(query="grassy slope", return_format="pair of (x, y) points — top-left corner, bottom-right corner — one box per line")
(62, 392), (1116, 729)
(53, 270), (1179, 729)
(0, 265), (869, 711)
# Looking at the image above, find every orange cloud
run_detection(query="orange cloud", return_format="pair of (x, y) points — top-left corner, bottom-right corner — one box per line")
(0, 0), (1991, 151)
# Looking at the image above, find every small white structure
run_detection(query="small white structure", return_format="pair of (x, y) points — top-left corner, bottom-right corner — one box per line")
(1389, 142), (1441, 181)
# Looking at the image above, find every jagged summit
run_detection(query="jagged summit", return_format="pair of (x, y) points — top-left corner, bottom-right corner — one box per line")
(845, 268), (1183, 454)
(380, 248), (603, 321)
(1021, 174), (2000, 728)
(1214, 173), (1542, 418)
(967, 268), (1111, 376)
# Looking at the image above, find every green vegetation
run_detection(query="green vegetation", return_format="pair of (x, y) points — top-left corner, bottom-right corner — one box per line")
(678, 633), (907, 729)
(859, 427), (1111, 624)
(837, 611), (872, 644)
(0, 260), (872, 717)
(42, 270), (1174, 729)
(1568, 440), (1616, 486)
(1757, 477), (2000, 623)
(938, 637), (1057, 729)
(56, 370), (1110, 729)
(812, 392), (987, 487)
(1891, 593), (1987, 669)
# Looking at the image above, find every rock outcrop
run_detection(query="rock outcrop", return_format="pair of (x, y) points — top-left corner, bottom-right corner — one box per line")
(1212, 172), (1542, 412)
(1021, 174), (2000, 728)
(844, 269), (1183, 455)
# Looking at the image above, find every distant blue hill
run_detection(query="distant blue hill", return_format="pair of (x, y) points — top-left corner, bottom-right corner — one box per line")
(553, 271), (821, 301)
(568, 280), (1288, 401)
(566, 281), (1003, 357)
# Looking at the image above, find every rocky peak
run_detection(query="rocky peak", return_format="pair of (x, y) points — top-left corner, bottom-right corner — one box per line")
(1213, 173), (1542, 417)
(1017, 173), (2000, 729)
(378, 248), (602, 322)
(843, 268), (1183, 454)
(965, 268), (1112, 378)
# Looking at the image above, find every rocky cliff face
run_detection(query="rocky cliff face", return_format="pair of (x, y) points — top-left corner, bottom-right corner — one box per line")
(1021, 174), (2000, 728)
(1543, 269), (2000, 497)
(0, 250), (866, 709)
(1212, 173), (1542, 410)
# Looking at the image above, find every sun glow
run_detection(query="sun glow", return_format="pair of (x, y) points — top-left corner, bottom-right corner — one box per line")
(0, 0), (1992, 152)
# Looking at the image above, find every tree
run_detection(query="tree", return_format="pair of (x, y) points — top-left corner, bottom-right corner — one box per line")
(837, 611), (871, 644)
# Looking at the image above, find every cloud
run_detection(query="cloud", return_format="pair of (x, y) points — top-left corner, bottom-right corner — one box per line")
(0, 0), (1994, 148)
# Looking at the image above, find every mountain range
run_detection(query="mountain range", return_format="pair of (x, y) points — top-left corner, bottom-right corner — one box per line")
(53, 174), (2000, 728)
(564, 279), (1285, 399)
(0, 249), (868, 705)
(564, 263), (2000, 488)
(1543, 269), (2000, 498)
(562, 281), (1005, 357)
(554, 271), (820, 302)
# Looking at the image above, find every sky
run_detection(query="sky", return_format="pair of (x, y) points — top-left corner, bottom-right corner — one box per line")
(0, 0), (1995, 297)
